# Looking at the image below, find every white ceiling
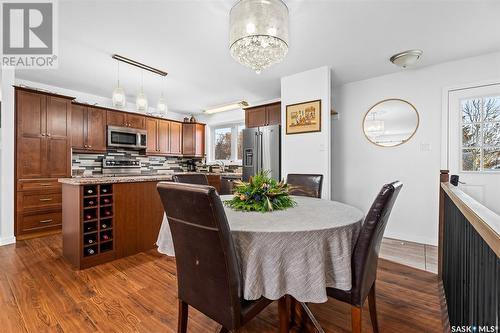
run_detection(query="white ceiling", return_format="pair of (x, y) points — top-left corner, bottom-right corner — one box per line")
(16, 0), (500, 114)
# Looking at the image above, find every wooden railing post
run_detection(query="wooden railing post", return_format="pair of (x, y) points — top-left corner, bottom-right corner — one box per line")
(438, 170), (449, 278)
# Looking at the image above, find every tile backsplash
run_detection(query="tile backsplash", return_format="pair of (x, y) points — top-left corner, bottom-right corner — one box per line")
(72, 150), (195, 176)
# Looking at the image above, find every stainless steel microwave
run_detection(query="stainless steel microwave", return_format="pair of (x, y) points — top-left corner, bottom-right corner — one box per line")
(107, 126), (147, 149)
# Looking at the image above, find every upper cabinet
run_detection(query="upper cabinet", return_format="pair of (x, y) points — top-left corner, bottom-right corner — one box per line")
(182, 123), (205, 157)
(245, 102), (281, 128)
(16, 89), (72, 179)
(106, 110), (146, 129)
(71, 104), (106, 152)
(146, 118), (184, 156)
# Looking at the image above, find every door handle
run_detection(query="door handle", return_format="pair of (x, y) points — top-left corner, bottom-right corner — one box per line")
(39, 219), (53, 224)
(39, 198), (53, 202)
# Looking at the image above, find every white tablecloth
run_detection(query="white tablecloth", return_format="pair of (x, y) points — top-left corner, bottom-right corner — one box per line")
(157, 195), (363, 303)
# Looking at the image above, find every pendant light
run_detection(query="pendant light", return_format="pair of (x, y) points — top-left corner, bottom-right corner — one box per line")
(136, 71), (148, 112)
(229, 0), (289, 74)
(156, 77), (168, 115)
(112, 61), (126, 108)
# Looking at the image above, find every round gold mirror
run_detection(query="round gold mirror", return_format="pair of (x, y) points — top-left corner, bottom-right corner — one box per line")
(363, 99), (419, 147)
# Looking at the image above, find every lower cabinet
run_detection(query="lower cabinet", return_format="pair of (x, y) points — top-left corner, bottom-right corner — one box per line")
(16, 178), (62, 238)
(62, 181), (164, 269)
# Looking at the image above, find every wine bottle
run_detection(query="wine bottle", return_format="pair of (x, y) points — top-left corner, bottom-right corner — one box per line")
(102, 234), (109, 241)
(102, 198), (110, 204)
(103, 210), (111, 216)
(86, 189), (94, 195)
(85, 214), (93, 220)
(87, 200), (95, 206)
(87, 238), (94, 244)
(85, 225), (94, 232)
(101, 188), (108, 193)
(101, 223), (108, 229)
(86, 248), (95, 255)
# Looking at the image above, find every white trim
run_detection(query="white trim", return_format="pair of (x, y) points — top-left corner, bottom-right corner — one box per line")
(0, 237), (16, 247)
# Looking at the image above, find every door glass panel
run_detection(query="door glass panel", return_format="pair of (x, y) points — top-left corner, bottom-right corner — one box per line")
(461, 98), (481, 123)
(483, 96), (500, 121)
(462, 124), (481, 147)
(483, 148), (500, 171)
(483, 122), (500, 147)
(462, 148), (481, 171)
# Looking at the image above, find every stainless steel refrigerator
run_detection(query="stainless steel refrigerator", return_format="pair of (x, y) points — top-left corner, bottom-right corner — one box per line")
(242, 125), (280, 181)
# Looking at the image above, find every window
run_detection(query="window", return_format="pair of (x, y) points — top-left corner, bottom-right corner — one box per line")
(212, 123), (245, 162)
(461, 96), (500, 171)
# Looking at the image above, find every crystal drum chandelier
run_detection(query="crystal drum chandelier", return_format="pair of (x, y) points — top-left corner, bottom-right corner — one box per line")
(229, 0), (289, 74)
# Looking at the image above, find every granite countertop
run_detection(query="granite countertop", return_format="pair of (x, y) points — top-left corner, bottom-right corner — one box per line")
(58, 172), (242, 185)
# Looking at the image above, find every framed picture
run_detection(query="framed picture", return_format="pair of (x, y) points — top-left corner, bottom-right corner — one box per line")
(286, 99), (321, 134)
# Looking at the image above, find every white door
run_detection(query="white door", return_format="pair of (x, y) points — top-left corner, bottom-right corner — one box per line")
(447, 83), (500, 214)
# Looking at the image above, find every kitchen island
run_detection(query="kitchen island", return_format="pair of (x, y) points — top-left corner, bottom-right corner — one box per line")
(59, 172), (241, 269)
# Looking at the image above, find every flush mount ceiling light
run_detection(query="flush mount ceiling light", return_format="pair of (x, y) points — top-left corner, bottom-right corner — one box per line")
(204, 101), (249, 114)
(229, 0), (289, 74)
(390, 49), (423, 69)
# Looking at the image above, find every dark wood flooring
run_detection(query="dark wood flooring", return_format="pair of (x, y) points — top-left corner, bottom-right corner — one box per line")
(0, 234), (444, 332)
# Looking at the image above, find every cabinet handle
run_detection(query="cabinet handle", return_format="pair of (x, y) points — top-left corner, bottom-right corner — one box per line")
(47, 133), (51, 137)
(40, 183), (52, 186)
(84, 144), (88, 148)
(41, 133), (46, 136)
(39, 198), (53, 202)
(88, 145), (92, 148)
(39, 219), (53, 224)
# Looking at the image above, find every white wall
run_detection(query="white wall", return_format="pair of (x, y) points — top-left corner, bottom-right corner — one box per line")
(15, 79), (187, 121)
(333, 52), (500, 246)
(281, 66), (332, 199)
(0, 68), (16, 246)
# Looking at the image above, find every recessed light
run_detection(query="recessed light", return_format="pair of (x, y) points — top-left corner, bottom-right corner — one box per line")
(390, 49), (423, 69)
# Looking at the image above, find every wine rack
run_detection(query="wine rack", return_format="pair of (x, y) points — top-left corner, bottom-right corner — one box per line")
(82, 184), (114, 258)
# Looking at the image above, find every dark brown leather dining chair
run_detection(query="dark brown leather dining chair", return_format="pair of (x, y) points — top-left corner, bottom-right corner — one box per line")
(326, 181), (402, 333)
(157, 182), (281, 333)
(172, 173), (209, 185)
(286, 174), (323, 198)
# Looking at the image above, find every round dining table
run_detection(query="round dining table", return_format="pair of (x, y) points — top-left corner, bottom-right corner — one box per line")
(156, 195), (364, 305)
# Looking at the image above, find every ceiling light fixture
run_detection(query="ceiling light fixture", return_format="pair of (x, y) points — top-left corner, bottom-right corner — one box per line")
(204, 101), (249, 114)
(390, 49), (423, 69)
(157, 77), (168, 115)
(112, 61), (126, 108)
(229, 0), (289, 74)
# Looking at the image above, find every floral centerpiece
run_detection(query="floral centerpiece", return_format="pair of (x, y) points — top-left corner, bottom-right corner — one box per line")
(224, 171), (296, 212)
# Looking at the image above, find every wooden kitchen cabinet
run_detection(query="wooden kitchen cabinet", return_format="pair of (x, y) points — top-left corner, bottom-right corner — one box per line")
(245, 102), (281, 128)
(15, 87), (73, 238)
(16, 89), (72, 179)
(71, 103), (106, 151)
(146, 118), (182, 156)
(182, 123), (205, 157)
(169, 121), (182, 155)
(107, 110), (146, 129)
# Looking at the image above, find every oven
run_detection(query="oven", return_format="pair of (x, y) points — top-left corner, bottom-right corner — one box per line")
(107, 126), (147, 149)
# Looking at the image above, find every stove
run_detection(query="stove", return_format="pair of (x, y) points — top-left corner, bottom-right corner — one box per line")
(102, 158), (142, 176)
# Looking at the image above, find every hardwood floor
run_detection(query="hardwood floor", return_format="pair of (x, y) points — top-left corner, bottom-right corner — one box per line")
(380, 237), (438, 273)
(0, 235), (444, 332)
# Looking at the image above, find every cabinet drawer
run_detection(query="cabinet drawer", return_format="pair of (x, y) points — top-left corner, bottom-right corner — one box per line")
(19, 210), (62, 232)
(17, 179), (61, 191)
(18, 191), (62, 211)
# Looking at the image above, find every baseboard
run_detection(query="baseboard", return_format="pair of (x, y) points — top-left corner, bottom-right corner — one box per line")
(0, 236), (16, 246)
(437, 279), (451, 333)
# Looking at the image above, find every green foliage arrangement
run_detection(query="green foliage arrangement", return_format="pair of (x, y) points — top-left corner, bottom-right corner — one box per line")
(224, 171), (296, 212)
